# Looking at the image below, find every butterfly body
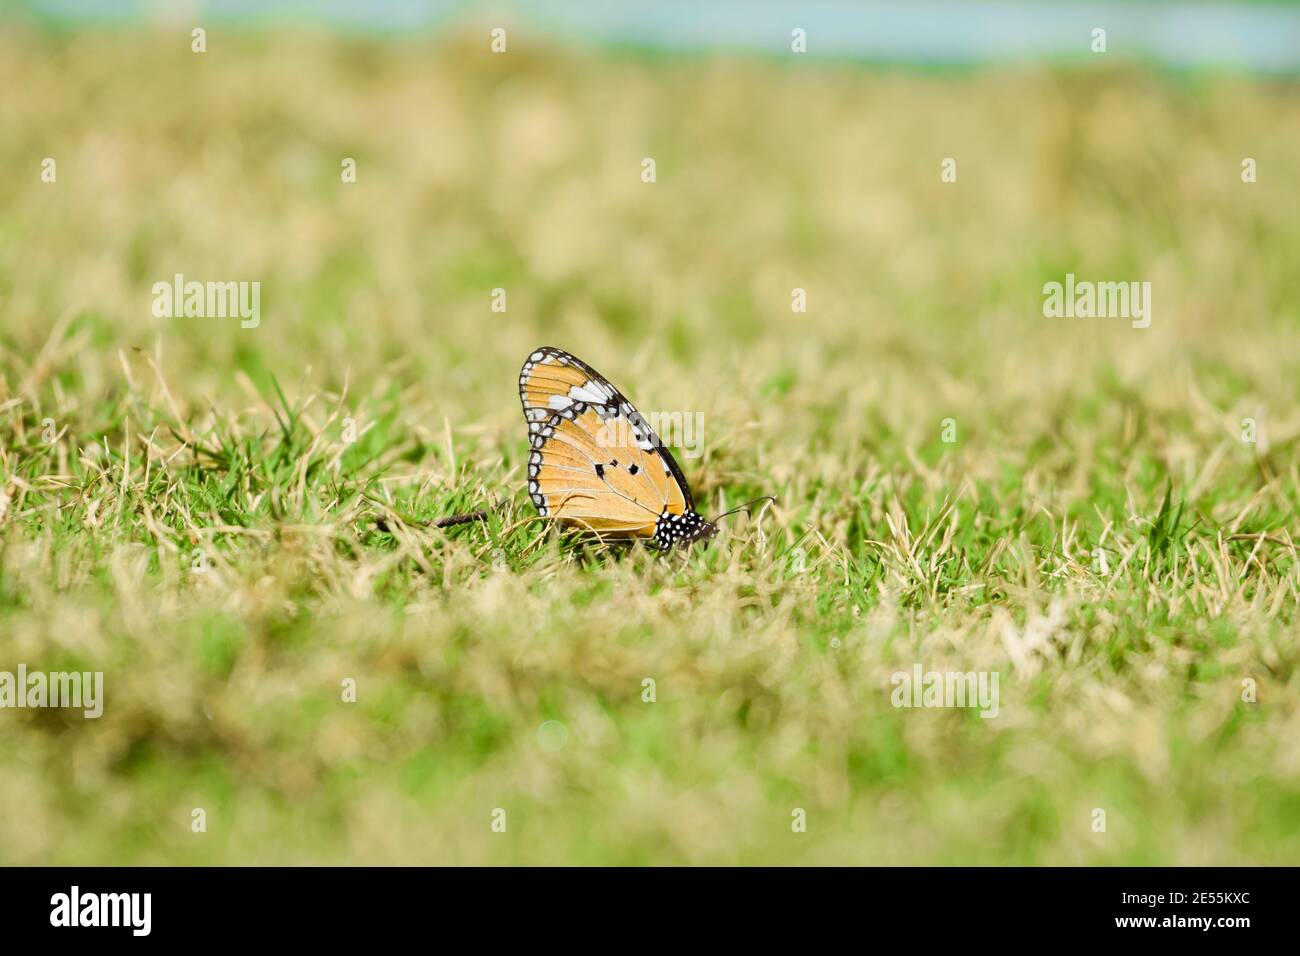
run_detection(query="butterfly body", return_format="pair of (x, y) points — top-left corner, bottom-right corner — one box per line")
(518, 347), (716, 548)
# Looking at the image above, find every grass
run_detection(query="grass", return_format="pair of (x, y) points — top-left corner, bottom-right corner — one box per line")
(1, 26), (1299, 865)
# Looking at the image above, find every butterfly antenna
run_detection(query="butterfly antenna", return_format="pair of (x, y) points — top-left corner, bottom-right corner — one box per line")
(710, 495), (778, 524)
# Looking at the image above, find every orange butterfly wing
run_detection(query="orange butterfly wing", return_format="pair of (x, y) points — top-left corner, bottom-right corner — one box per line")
(519, 347), (694, 540)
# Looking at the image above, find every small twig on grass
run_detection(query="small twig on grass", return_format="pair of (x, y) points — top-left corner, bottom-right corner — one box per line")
(371, 502), (497, 533)
(431, 510), (489, 528)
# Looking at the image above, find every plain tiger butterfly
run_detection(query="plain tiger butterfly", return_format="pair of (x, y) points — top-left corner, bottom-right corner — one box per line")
(518, 347), (772, 548)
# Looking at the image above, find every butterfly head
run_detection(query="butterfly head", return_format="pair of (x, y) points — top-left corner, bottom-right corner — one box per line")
(654, 496), (777, 549)
(653, 509), (717, 548)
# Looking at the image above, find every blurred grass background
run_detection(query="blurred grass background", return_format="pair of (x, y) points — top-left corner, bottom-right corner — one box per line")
(0, 10), (1298, 864)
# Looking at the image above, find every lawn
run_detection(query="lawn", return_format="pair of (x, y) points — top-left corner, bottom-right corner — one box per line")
(0, 26), (1298, 865)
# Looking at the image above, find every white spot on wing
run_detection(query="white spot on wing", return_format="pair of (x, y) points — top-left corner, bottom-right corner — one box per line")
(568, 381), (612, 404)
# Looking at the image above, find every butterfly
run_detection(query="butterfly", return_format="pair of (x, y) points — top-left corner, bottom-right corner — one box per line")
(518, 347), (771, 548)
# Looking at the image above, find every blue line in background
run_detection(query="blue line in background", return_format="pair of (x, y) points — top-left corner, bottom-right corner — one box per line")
(16, 1), (1300, 73)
